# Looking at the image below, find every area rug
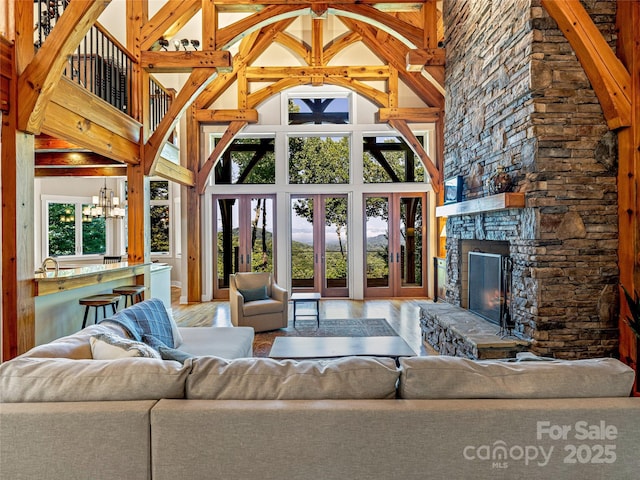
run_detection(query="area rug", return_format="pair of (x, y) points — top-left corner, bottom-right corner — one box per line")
(253, 318), (398, 357)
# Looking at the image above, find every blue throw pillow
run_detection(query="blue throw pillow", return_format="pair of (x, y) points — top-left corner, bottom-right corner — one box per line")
(239, 285), (268, 302)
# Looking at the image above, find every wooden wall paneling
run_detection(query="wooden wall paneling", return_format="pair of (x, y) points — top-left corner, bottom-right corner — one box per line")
(186, 104), (202, 302)
(0, 37), (11, 113)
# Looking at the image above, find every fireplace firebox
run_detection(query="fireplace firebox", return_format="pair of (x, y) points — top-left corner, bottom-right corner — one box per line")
(468, 252), (505, 325)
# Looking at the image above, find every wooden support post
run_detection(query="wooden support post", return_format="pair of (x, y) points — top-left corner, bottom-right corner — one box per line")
(2, 129), (35, 360)
(616, 0), (640, 393)
(186, 104), (202, 302)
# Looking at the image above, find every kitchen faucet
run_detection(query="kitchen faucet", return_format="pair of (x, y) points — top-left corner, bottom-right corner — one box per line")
(36, 257), (59, 276)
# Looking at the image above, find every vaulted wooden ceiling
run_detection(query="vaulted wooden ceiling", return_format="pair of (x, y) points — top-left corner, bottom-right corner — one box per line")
(20, 0), (446, 191)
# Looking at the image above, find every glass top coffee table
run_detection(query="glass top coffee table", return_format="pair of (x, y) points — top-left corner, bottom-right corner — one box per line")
(268, 336), (416, 361)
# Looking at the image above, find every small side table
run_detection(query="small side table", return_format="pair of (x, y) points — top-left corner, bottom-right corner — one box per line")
(290, 292), (321, 327)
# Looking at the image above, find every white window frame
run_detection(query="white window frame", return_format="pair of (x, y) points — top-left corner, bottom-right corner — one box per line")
(149, 178), (171, 256)
(41, 194), (109, 260)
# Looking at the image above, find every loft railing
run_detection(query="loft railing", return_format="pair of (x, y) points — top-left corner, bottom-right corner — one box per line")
(150, 77), (172, 133)
(34, 0), (170, 132)
(64, 23), (135, 116)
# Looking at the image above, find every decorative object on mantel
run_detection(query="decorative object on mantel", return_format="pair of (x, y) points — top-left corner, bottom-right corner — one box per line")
(486, 165), (513, 195)
(443, 176), (464, 204)
(83, 179), (126, 220)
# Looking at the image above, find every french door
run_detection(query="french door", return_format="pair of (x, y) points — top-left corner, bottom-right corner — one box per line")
(290, 194), (349, 297)
(364, 192), (427, 298)
(213, 194), (275, 299)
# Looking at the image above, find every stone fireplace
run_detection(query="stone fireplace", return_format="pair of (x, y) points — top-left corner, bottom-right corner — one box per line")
(424, 0), (620, 359)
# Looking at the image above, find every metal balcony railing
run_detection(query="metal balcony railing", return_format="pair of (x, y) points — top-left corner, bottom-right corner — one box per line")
(34, 0), (171, 131)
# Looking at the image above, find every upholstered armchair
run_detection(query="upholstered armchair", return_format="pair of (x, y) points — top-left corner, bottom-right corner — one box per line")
(229, 272), (289, 332)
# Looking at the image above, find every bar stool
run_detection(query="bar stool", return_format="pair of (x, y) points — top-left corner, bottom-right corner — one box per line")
(79, 294), (121, 329)
(112, 285), (146, 308)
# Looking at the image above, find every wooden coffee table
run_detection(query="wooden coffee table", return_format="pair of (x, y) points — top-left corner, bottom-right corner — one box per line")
(268, 336), (416, 361)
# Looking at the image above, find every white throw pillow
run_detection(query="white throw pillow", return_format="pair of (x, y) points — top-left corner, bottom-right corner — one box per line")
(90, 333), (161, 360)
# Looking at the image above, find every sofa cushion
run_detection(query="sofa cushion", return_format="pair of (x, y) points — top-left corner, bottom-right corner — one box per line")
(186, 356), (400, 400)
(178, 327), (254, 359)
(242, 298), (283, 317)
(238, 285), (269, 303)
(0, 356), (191, 403)
(90, 333), (161, 359)
(18, 323), (129, 360)
(398, 356), (635, 399)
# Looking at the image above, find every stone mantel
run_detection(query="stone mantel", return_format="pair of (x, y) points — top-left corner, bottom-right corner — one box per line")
(435, 192), (525, 218)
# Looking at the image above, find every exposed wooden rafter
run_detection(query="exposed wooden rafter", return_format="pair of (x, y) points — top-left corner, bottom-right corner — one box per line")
(140, 50), (231, 73)
(389, 119), (441, 192)
(197, 120), (247, 193)
(542, 0), (631, 130)
(140, 0), (201, 51)
(145, 68), (219, 175)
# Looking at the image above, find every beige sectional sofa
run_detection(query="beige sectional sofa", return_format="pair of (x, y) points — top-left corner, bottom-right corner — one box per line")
(1, 301), (639, 480)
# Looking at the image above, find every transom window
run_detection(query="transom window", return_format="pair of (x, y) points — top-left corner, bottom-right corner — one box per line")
(288, 97), (350, 125)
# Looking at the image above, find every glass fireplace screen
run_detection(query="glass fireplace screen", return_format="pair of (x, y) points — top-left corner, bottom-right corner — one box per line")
(468, 252), (503, 324)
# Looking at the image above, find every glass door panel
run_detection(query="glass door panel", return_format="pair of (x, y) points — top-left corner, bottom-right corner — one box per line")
(364, 193), (427, 298)
(291, 196), (316, 290)
(213, 195), (275, 299)
(323, 195), (348, 297)
(398, 194), (424, 296)
(216, 198), (239, 291)
(249, 197), (274, 273)
(291, 194), (349, 297)
(365, 196), (390, 291)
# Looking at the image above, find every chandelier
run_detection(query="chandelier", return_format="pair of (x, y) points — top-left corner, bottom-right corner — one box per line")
(83, 180), (126, 220)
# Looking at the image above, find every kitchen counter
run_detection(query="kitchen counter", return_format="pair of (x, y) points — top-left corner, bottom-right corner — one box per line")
(35, 262), (148, 296)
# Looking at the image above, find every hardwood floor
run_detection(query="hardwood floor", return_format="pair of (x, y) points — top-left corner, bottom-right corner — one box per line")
(171, 287), (432, 356)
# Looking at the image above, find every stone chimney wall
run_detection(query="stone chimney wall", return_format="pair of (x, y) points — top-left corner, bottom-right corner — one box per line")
(442, 0), (619, 358)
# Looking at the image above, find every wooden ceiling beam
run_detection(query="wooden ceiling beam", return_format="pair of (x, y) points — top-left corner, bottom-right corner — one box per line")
(35, 152), (121, 166)
(140, 50), (231, 73)
(274, 31), (312, 64)
(542, 0), (631, 130)
(196, 18), (296, 108)
(145, 68), (219, 175)
(406, 48), (445, 71)
(197, 121), (247, 193)
(195, 109), (259, 123)
(388, 118), (441, 192)
(378, 107), (442, 123)
(324, 31), (362, 63)
(215, 4), (306, 50)
(245, 65), (390, 81)
(17, 0), (109, 134)
(331, 3), (423, 47)
(342, 17), (444, 108)
(35, 166), (127, 177)
(140, 0), (201, 51)
(153, 157), (195, 187)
